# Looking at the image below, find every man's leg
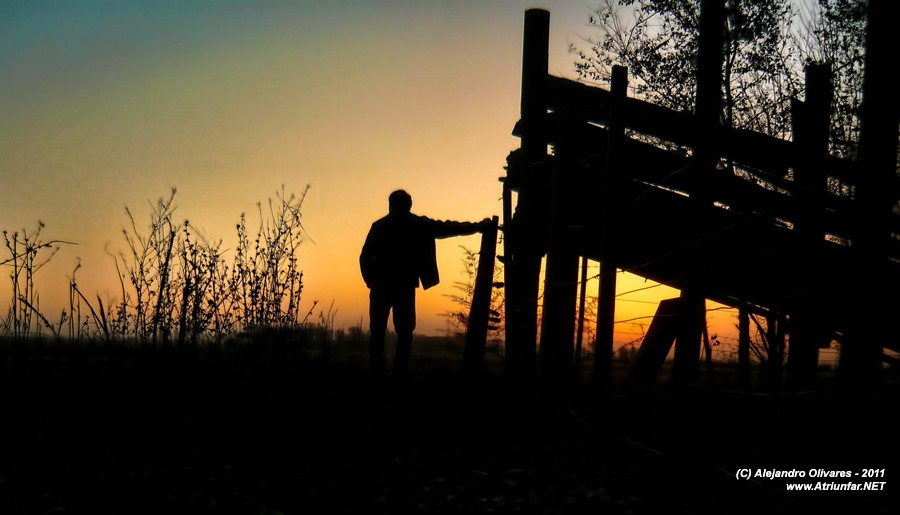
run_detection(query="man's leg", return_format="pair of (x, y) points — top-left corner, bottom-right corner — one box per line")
(391, 287), (417, 380)
(369, 288), (391, 378)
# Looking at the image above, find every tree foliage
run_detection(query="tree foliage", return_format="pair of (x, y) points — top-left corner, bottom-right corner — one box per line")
(572, 0), (866, 156)
(794, 0), (867, 159)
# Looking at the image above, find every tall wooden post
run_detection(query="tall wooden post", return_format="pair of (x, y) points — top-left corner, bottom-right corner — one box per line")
(787, 63), (831, 387)
(463, 216), (499, 376)
(575, 256), (589, 363)
(540, 107), (580, 389)
(842, 0), (898, 382)
(853, 0), (898, 256)
(502, 179), (512, 287)
(595, 65), (626, 385)
(675, 0), (724, 379)
(793, 64), (831, 244)
(505, 9), (549, 389)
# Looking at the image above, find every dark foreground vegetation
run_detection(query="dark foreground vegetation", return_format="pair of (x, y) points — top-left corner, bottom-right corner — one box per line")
(1, 336), (897, 515)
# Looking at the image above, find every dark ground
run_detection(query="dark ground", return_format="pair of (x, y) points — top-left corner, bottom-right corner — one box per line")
(1, 338), (897, 514)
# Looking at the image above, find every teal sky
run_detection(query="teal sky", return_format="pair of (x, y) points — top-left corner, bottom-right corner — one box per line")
(2, 0), (602, 335)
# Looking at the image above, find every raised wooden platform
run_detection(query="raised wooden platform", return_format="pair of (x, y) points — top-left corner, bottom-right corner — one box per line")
(500, 6), (898, 384)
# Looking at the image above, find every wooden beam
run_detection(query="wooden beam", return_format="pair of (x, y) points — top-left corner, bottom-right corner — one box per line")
(544, 76), (861, 188)
(624, 298), (682, 389)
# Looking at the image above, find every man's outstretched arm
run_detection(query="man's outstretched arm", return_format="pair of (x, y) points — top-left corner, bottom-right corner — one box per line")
(423, 217), (491, 239)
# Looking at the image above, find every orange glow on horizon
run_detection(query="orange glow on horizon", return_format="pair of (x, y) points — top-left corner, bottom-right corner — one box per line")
(1, 1), (743, 353)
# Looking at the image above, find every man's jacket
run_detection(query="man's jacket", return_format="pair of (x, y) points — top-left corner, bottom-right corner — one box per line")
(360, 213), (480, 290)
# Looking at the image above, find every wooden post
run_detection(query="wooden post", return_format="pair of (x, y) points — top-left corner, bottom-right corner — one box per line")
(501, 176), (512, 357)
(842, 0), (898, 382)
(854, 0), (898, 256)
(792, 64), (831, 245)
(691, 0), (725, 200)
(594, 65), (626, 386)
(504, 8), (549, 389)
(787, 63), (832, 387)
(575, 256), (589, 363)
(674, 295), (705, 379)
(501, 178), (512, 304)
(520, 9), (549, 152)
(540, 106), (579, 388)
(463, 216), (499, 375)
(675, 0), (724, 380)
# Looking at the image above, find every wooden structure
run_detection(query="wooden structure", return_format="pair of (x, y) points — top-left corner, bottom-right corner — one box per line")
(495, 2), (899, 387)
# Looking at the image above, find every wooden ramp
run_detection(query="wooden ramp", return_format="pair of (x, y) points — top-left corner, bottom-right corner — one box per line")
(498, 5), (899, 386)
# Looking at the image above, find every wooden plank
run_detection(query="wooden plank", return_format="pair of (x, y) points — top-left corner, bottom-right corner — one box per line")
(530, 116), (876, 245)
(546, 75), (689, 147)
(624, 298), (682, 389)
(544, 76), (861, 187)
(595, 183), (898, 332)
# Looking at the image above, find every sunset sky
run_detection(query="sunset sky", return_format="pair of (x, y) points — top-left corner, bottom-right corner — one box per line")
(1, 0), (741, 351)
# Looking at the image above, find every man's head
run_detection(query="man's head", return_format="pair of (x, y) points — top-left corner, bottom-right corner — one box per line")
(388, 189), (413, 214)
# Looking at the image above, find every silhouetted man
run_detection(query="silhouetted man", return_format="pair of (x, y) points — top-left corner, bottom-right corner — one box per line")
(360, 189), (487, 380)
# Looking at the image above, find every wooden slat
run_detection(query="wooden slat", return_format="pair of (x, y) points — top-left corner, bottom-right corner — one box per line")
(545, 75), (861, 187)
(523, 111), (893, 246)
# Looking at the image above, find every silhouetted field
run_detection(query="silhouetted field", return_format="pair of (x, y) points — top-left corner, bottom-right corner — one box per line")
(1, 337), (897, 514)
